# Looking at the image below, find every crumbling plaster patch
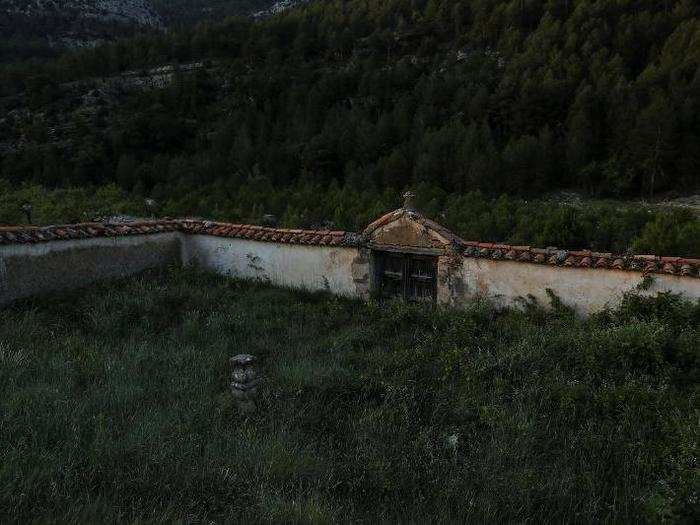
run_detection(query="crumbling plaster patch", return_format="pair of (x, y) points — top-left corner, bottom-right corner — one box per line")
(438, 251), (468, 306)
(350, 247), (372, 300)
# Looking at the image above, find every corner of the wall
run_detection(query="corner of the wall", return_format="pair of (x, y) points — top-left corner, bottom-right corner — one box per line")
(0, 255), (8, 301)
(178, 231), (196, 267)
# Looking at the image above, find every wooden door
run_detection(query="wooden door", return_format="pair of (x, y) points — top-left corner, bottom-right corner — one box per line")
(375, 251), (437, 303)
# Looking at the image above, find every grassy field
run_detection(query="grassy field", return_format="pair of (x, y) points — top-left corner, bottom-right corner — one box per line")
(1, 268), (698, 523)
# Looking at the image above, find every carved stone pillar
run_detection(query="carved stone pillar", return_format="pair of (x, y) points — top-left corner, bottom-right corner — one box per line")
(230, 354), (260, 414)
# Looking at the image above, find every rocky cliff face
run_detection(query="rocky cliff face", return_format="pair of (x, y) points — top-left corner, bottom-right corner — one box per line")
(151, 1), (274, 26)
(252, 1), (308, 19)
(1, 1), (295, 51)
(4, 0), (162, 26)
(1, 0), (163, 47)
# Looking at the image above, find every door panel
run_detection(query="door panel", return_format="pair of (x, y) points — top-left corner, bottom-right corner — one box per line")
(376, 251), (437, 303)
(378, 253), (405, 300)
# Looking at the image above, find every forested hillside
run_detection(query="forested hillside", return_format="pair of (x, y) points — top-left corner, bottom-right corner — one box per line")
(0, 0), (164, 61)
(1, 0), (699, 254)
(0, 1), (276, 61)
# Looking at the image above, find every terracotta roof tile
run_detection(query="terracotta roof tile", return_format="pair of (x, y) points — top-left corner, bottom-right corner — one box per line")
(662, 263), (676, 274)
(462, 241), (698, 278)
(1, 218), (697, 277)
(644, 261), (659, 273)
(569, 250), (591, 257)
(563, 256), (578, 267)
(189, 221), (355, 247)
(594, 257), (610, 269)
(612, 258), (626, 270)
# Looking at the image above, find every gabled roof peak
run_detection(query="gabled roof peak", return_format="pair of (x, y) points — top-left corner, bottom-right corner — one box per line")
(363, 202), (465, 252)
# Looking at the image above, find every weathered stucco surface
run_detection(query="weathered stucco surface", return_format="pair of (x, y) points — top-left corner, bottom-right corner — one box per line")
(370, 216), (443, 250)
(0, 233), (181, 306)
(437, 253), (466, 305)
(182, 235), (361, 297)
(459, 258), (700, 314)
(350, 247), (373, 300)
(2, 222), (698, 314)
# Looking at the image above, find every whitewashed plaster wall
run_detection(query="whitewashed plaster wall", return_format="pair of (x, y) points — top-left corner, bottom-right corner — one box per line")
(181, 235), (364, 297)
(2, 231), (698, 313)
(0, 233), (181, 306)
(459, 258), (700, 314)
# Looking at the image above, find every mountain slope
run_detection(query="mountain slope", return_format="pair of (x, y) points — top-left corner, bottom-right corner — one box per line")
(1, 1), (163, 47)
(0, 1), (282, 59)
(150, 1), (279, 27)
(0, 0), (698, 257)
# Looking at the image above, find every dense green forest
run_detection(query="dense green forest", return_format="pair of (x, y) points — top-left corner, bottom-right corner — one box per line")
(1, 0), (699, 254)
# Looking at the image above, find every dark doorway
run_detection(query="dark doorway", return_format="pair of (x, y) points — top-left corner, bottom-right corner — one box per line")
(374, 251), (437, 303)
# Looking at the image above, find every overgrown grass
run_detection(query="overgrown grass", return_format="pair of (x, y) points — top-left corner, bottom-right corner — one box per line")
(1, 268), (698, 523)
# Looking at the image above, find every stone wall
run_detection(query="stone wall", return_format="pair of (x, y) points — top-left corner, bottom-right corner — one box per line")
(0, 233), (181, 306)
(181, 235), (365, 298)
(363, 204), (700, 313)
(1, 214), (698, 314)
(455, 258), (700, 314)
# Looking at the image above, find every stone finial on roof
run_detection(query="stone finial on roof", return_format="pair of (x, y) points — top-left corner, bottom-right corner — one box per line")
(402, 191), (416, 211)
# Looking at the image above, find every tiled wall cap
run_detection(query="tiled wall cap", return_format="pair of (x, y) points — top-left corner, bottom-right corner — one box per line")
(461, 242), (698, 278)
(0, 219), (698, 277)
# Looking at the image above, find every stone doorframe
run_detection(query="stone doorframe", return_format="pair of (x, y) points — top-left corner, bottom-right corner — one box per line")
(350, 195), (466, 305)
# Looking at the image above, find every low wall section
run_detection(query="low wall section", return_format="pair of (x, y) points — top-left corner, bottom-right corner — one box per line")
(0, 232), (180, 306)
(1, 218), (698, 314)
(182, 235), (362, 297)
(459, 257), (700, 314)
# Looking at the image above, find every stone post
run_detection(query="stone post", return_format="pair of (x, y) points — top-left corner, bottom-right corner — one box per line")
(402, 191), (416, 211)
(230, 354), (259, 413)
(21, 203), (33, 224)
(145, 198), (158, 219)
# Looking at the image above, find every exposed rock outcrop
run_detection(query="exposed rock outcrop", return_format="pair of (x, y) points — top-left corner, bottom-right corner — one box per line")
(1, 0), (163, 48)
